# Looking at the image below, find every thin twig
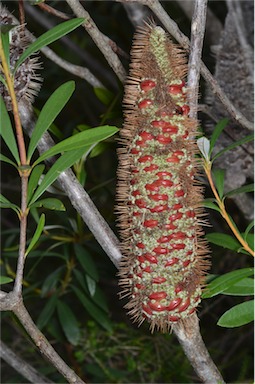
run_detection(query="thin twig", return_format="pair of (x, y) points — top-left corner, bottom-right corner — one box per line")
(37, 2), (71, 20)
(0, 339), (54, 384)
(65, 0), (127, 83)
(117, 0), (253, 130)
(187, 0), (208, 119)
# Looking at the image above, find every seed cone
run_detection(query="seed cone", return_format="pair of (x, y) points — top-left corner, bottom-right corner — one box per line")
(116, 22), (210, 332)
(0, 5), (42, 110)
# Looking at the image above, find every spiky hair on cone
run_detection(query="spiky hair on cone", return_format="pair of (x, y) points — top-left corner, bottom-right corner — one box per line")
(116, 21), (210, 333)
(0, 4), (42, 111)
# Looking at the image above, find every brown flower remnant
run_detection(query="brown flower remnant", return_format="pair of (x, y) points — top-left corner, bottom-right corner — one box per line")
(0, 4), (42, 111)
(116, 21), (210, 333)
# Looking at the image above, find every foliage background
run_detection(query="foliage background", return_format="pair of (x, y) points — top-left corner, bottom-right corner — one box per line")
(1, 1), (253, 383)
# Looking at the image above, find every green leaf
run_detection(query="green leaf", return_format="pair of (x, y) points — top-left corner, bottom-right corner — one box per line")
(197, 137), (210, 161)
(86, 275), (96, 297)
(225, 184), (254, 198)
(217, 300), (254, 327)
(27, 164), (45, 203)
(27, 81), (75, 161)
(203, 199), (221, 213)
(30, 198), (65, 211)
(222, 278), (254, 296)
(206, 232), (241, 252)
(37, 294), (58, 329)
(14, 18), (85, 71)
(72, 285), (112, 331)
(74, 244), (99, 281)
(212, 134), (254, 161)
(41, 267), (64, 297)
(30, 147), (90, 205)
(212, 168), (225, 199)
(34, 125), (119, 166)
(25, 214), (45, 256)
(0, 96), (20, 164)
(94, 87), (114, 105)
(202, 268), (254, 298)
(1, 30), (10, 67)
(0, 153), (17, 167)
(209, 118), (229, 155)
(244, 221), (255, 241)
(57, 300), (80, 345)
(0, 276), (13, 284)
(0, 194), (20, 214)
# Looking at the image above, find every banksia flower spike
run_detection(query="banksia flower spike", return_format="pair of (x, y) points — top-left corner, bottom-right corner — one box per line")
(0, 5), (42, 110)
(116, 22), (210, 332)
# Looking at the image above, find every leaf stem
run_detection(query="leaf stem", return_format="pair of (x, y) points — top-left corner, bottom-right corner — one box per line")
(204, 161), (254, 257)
(0, 33), (27, 166)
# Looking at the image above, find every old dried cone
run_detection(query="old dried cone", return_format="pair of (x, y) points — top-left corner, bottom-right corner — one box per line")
(116, 22), (210, 332)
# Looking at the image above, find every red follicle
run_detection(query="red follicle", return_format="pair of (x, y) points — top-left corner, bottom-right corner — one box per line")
(156, 134), (172, 144)
(130, 148), (140, 154)
(143, 219), (159, 228)
(171, 243), (186, 250)
(152, 276), (167, 284)
(173, 150), (184, 157)
(170, 231), (186, 240)
(169, 212), (183, 221)
(150, 193), (168, 201)
(166, 155), (180, 163)
(145, 183), (159, 192)
(183, 259), (191, 267)
(148, 301), (167, 312)
(144, 253), (158, 263)
(157, 235), (170, 243)
(172, 203), (183, 210)
(140, 79), (156, 92)
(156, 171), (172, 178)
(175, 190), (185, 197)
(138, 99), (153, 109)
(153, 246), (168, 255)
(165, 257), (179, 267)
(140, 131), (154, 141)
(149, 204), (168, 213)
(181, 105), (190, 115)
(136, 242), (145, 249)
(168, 84), (183, 94)
(138, 155), (153, 163)
(168, 315), (179, 322)
(178, 298), (191, 312)
(135, 199), (147, 208)
(167, 297), (182, 311)
(144, 164), (159, 172)
(164, 223), (177, 230)
(149, 291), (167, 300)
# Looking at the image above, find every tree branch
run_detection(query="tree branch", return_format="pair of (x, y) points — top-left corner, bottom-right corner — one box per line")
(173, 314), (225, 383)
(65, 0), (127, 83)
(0, 339), (54, 384)
(187, 0), (208, 119)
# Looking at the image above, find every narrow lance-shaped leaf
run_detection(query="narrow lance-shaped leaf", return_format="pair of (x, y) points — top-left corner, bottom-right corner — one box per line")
(30, 198), (65, 211)
(225, 183), (254, 198)
(29, 146), (91, 205)
(57, 301), (80, 346)
(0, 96), (20, 164)
(222, 278), (254, 296)
(244, 221), (255, 241)
(202, 268), (254, 299)
(212, 133), (254, 161)
(37, 294), (58, 330)
(217, 300), (254, 328)
(203, 199), (221, 213)
(206, 232), (241, 252)
(25, 213), (45, 256)
(33, 125), (119, 166)
(0, 194), (20, 214)
(27, 81), (75, 161)
(209, 118), (228, 156)
(14, 18), (85, 71)
(27, 164), (45, 203)
(0, 153), (17, 167)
